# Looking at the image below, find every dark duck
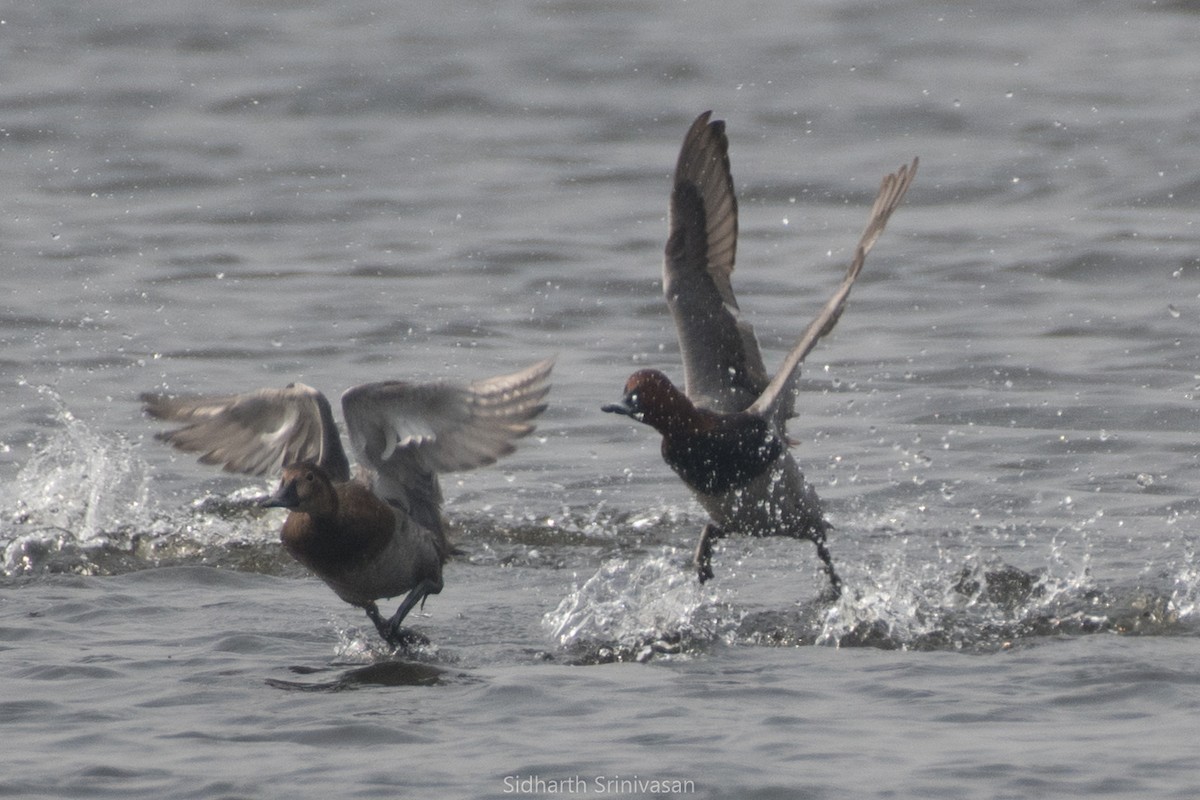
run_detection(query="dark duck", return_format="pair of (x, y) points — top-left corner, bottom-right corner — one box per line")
(604, 111), (916, 599)
(143, 357), (553, 646)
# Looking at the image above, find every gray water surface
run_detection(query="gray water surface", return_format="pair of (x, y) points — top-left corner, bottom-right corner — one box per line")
(3, 0), (1200, 797)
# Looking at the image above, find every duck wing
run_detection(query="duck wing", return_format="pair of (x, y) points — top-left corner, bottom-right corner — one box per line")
(748, 157), (919, 425)
(340, 357), (554, 493)
(663, 111), (769, 413)
(141, 383), (351, 481)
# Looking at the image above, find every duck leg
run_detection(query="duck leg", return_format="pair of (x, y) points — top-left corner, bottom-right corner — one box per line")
(359, 577), (444, 647)
(385, 578), (444, 645)
(810, 529), (842, 601)
(693, 521), (726, 583)
(364, 602), (393, 642)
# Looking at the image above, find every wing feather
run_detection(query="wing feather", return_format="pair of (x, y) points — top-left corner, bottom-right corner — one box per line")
(140, 383), (351, 481)
(663, 111), (768, 413)
(340, 357), (554, 483)
(748, 158), (919, 424)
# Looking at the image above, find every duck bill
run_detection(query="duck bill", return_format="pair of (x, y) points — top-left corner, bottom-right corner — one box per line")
(601, 401), (634, 416)
(602, 400), (646, 423)
(260, 478), (300, 509)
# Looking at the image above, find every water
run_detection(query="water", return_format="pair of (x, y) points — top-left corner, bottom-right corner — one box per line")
(3, 0), (1200, 796)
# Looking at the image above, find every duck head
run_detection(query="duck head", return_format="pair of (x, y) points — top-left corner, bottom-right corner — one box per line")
(261, 461), (338, 516)
(602, 369), (694, 432)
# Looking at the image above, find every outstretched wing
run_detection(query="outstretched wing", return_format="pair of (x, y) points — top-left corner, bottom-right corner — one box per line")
(748, 157), (919, 425)
(140, 383), (351, 481)
(340, 357), (554, 501)
(663, 111), (769, 413)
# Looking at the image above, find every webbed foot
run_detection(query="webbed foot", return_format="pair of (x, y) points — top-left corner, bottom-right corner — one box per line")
(364, 578), (444, 647)
(386, 627), (431, 649)
(363, 596), (435, 648)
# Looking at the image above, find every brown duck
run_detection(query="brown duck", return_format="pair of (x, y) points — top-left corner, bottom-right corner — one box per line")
(604, 111), (916, 599)
(143, 357), (554, 645)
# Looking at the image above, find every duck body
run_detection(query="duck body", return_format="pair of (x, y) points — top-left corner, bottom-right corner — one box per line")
(144, 357), (553, 645)
(260, 461), (450, 643)
(271, 465), (442, 597)
(605, 111), (916, 598)
(609, 368), (784, 498)
(605, 365), (829, 590)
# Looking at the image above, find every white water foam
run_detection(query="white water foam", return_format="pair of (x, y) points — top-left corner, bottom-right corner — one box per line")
(544, 547), (735, 660)
(1, 385), (276, 576)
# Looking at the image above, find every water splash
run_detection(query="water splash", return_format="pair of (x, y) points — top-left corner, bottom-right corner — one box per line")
(543, 523), (1199, 657)
(807, 557), (1055, 651)
(6, 385), (152, 540)
(544, 547), (735, 662)
(2, 386), (161, 575)
(332, 624), (444, 665)
(0, 386), (280, 576)
(1164, 538), (1199, 623)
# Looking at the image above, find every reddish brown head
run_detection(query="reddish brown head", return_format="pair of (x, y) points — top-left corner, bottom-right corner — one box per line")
(602, 369), (698, 433)
(261, 461), (339, 518)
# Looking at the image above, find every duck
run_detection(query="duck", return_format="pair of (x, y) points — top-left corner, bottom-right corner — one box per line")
(142, 357), (554, 646)
(603, 111), (916, 599)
